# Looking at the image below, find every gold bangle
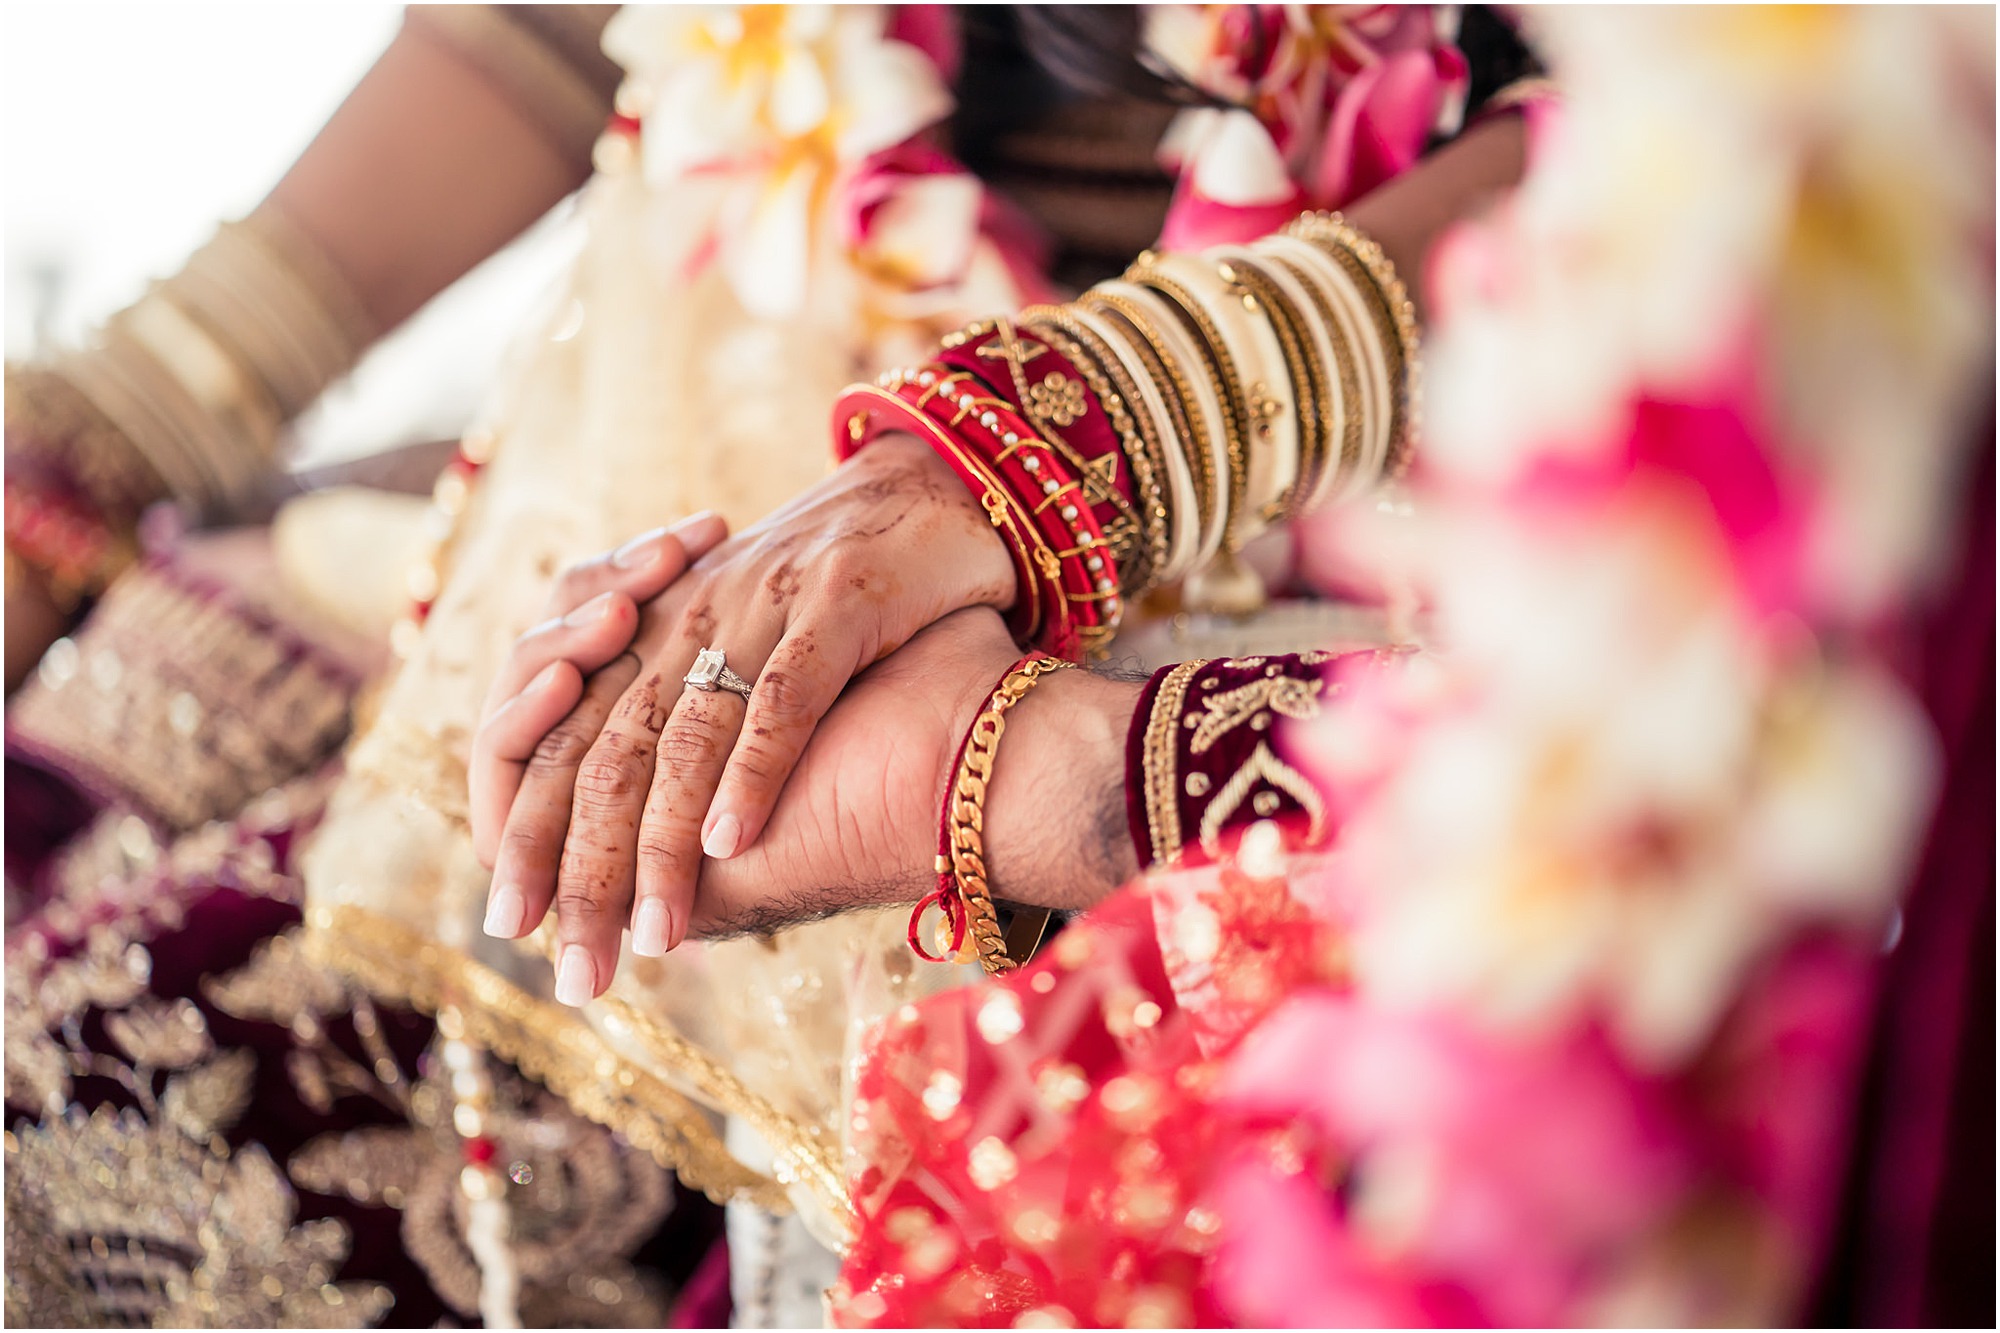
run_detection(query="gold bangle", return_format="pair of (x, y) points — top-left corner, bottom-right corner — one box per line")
(1083, 290), (1219, 558)
(1283, 212), (1423, 482)
(1125, 257), (1252, 554)
(988, 316), (1147, 578)
(942, 655), (1077, 975)
(1264, 250), (1366, 505)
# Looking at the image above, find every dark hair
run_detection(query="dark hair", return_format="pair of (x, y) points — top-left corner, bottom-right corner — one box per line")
(1008, 5), (1219, 106)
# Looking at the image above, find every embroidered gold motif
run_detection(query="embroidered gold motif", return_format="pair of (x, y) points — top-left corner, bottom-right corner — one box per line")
(1196, 741), (1329, 857)
(289, 1082), (672, 1321)
(1024, 372), (1089, 428)
(7, 566), (354, 830)
(303, 906), (800, 1218)
(1188, 676), (1326, 755)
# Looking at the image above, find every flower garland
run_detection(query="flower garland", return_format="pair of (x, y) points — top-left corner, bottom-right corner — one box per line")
(832, 7), (1992, 1326)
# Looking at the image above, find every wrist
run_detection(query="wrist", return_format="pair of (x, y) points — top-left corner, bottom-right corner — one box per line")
(982, 664), (1142, 911)
(868, 430), (1019, 616)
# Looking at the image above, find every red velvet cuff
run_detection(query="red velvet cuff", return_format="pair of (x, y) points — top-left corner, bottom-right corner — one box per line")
(1125, 651), (1347, 870)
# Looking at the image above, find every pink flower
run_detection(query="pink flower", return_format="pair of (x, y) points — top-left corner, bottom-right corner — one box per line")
(1213, 993), (1696, 1326)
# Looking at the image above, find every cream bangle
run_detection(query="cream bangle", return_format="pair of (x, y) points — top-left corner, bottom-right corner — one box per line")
(1230, 247), (1347, 514)
(1064, 304), (1202, 586)
(1094, 281), (1233, 570)
(1140, 251), (1298, 545)
(1257, 235), (1390, 500)
(1256, 240), (1365, 510)
(1212, 245), (1323, 521)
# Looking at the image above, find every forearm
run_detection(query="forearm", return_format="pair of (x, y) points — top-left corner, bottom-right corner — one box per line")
(1345, 109), (1529, 321)
(268, 13), (607, 334)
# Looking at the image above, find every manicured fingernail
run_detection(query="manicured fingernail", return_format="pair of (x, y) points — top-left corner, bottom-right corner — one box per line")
(633, 898), (671, 957)
(612, 526), (673, 569)
(484, 883), (525, 938)
(563, 592), (617, 626)
(526, 661), (564, 693)
(702, 811), (742, 860)
(554, 945), (596, 1007)
(671, 510), (727, 552)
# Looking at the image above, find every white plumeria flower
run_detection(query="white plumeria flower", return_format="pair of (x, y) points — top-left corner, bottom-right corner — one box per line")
(601, 5), (955, 319)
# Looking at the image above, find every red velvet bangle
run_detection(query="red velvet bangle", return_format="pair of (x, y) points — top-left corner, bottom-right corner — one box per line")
(936, 320), (1143, 565)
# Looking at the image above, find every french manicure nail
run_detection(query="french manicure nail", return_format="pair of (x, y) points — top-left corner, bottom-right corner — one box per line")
(563, 592), (617, 626)
(484, 882), (526, 938)
(554, 945), (596, 1007)
(633, 898), (671, 956)
(703, 811), (742, 860)
(612, 527), (673, 569)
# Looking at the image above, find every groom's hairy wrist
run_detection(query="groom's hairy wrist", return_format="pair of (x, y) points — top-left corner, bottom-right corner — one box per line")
(984, 665), (1142, 912)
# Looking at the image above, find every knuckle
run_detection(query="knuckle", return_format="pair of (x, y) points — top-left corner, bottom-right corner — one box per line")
(525, 713), (597, 775)
(552, 879), (618, 925)
(726, 743), (787, 791)
(750, 667), (813, 724)
(656, 718), (720, 774)
(499, 823), (555, 870)
(573, 742), (648, 805)
(635, 824), (692, 874)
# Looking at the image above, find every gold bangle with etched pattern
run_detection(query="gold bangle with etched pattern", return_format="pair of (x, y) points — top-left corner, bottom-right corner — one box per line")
(1124, 259), (1252, 554)
(1265, 251), (1365, 502)
(1283, 212), (1423, 482)
(1077, 290), (1218, 564)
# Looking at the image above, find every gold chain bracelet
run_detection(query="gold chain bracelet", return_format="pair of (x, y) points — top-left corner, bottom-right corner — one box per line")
(938, 654), (1075, 975)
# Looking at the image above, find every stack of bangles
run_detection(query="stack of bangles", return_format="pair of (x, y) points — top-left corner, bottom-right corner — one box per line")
(831, 209), (1422, 973)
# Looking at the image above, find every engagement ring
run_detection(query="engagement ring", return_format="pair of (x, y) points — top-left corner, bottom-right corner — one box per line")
(685, 647), (754, 700)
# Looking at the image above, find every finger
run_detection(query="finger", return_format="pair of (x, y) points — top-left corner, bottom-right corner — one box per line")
(632, 681), (750, 956)
(484, 651), (641, 946)
(470, 658), (584, 868)
(477, 590), (639, 723)
(702, 619), (856, 863)
(538, 510), (729, 621)
(549, 658), (686, 1001)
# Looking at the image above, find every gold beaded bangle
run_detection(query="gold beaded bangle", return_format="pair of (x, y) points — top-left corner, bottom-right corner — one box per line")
(1125, 258), (1252, 554)
(1218, 256), (1325, 523)
(942, 654), (1077, 975)
(1058, 310), (1175, 591)
(1079, 290), (1218, 565)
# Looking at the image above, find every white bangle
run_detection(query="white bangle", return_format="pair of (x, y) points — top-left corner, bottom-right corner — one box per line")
(1139, 250), (1299, 546)
(1093, 280), (1234, 571)
(1257, 234), (1391, 501)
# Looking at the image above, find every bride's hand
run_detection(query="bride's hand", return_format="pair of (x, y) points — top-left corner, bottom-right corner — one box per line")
(474, 435), (1017, 1001)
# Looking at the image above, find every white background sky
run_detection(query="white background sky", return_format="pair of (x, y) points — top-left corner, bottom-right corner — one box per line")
(3, 2), (580, 463)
